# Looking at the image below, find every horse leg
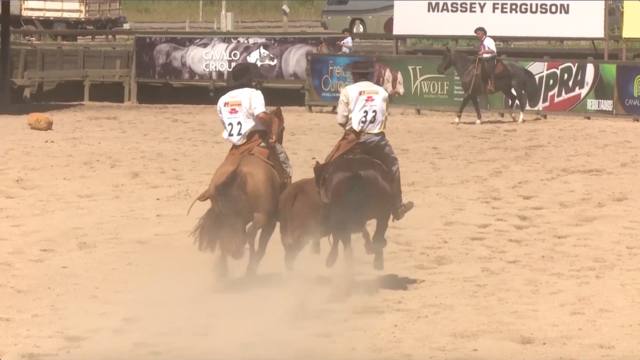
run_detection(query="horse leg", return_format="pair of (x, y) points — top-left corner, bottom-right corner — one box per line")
(454, 94), (472, 124)
(516, 90), (527, 123)
(216, 252), (228, 279)
(470, 96), (482, 125)
(311, 237), (321, 254)
(503, 89), (518, 121)
(245, 213), (267, 277)
(372, 215), (390, 271)
(326, 234), (340, 268)
(362, 227), (373, 254)
(342, 231), (353, 267)
(254, 220), (276, 271)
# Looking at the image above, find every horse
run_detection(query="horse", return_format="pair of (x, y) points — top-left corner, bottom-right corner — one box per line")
(281, 43), (319, 80)
(313, 154), (394, 270)
(192, 108), (286, 278)
(437, 47), (539, 125)
(374, 62), (405, 97)
(279, 178), (371, 271)
(153, 43), (188, 79)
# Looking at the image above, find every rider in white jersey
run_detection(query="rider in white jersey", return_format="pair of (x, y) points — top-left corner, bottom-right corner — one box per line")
(196, 63), (291, 204)
(325, 60), (413, 221)
(474, 26), (497, 92)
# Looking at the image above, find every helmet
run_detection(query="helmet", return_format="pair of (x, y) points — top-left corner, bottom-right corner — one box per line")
(229, 63), (263, 88)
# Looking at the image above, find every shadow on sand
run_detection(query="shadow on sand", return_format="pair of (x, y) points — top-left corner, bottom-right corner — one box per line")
(217, 272), (423, 298)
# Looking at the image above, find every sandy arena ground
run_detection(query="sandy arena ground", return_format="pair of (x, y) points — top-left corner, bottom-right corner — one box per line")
(1, 104), (640, 360)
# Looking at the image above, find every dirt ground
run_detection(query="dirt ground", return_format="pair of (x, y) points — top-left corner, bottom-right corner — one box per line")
(1, 104), (640, 360)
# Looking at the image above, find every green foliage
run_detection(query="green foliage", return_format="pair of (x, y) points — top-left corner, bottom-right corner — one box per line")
(122, 0), (325, 22)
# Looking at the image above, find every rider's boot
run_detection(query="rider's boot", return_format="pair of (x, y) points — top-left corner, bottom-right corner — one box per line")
(391, 176), (414, 221)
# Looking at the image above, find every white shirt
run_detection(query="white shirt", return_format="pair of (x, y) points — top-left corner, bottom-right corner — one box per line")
(216, 88), (266, 145)
(337, 81), (388, 134)
(480, 36), (497, 58)
(340, 36), (353, 54)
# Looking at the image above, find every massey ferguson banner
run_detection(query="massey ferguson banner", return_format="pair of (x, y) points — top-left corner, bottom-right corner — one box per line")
(135, 36), (339, 82)
(394, 1), (605, 38)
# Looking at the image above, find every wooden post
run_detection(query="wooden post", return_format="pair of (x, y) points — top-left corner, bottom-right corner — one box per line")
(1, 0), (11, 106)
(130, 45), (137, 104)
(221, 0), (226, 31)
(282, 1), (288, 31)
(604, 0), (610, 60)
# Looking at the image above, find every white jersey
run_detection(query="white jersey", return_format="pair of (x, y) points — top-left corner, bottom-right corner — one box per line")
(480, 36), (497, 58)
(340, 36), (353, 54)
(216, 88), (266, 145)
(337, 81), (388, 134)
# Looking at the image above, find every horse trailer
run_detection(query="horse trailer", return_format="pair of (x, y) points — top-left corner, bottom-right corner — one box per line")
(1, 0), (127, 31)
(320, 0), (393, 34)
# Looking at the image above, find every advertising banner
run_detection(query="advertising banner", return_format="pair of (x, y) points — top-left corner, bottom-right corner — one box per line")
(394, 0), (605, 38)
(623, 0), (640, 38)
(616, 65), (640, 115)
(375, 56), (464, 108)
(308, 55), (466, 108)
(520, 61), (615, 113)
(135, 36), (340, 82)
(308, 55), (371, 104)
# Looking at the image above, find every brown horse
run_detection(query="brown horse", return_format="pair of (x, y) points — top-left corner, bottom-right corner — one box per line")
(279, 177), (371, 271)
(313, 154), (394, 270)
(192, 108), (285, 277)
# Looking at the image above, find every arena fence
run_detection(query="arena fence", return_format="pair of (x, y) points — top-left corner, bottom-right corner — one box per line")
(5, 30), (640, 118)
(307, 54), (640, 118)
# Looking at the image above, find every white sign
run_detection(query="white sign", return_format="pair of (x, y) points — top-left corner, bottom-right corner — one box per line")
(394, 1), (605, 38)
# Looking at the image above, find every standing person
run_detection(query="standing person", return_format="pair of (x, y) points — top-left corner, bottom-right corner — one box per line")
(322, 60), (413, 221)
(337, 28), (353, 54)
(196, 63), (292, 204)
(474, 26), (497, 92)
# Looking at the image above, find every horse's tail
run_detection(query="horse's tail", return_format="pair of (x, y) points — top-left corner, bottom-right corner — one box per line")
(523, 69), (539, 107)
(191, 206), (219, 253)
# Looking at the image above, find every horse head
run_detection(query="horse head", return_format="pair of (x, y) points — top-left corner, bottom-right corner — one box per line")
(437, 47), (453, 74)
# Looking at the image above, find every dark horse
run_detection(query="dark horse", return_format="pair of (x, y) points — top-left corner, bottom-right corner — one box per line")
(313, 154), (394, 270)
(278, 177), (371, 271)
(437, 47), (539, 125)
(191, 108), (285, 277)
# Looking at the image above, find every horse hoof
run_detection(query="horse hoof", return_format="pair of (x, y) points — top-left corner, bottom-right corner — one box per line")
(364, 242), (374, 255)
(326, 252), (338, 268)
(475, 119), (482, 125)
(373, 253), (384, 271)
(452, 117), (460, 125)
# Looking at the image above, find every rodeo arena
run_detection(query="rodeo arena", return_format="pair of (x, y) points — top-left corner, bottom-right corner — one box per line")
(3, 0), (640, 358)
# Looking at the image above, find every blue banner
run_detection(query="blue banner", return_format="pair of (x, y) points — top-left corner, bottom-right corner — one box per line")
(308, 55), (370, 103)
(616, 65), (640, 115)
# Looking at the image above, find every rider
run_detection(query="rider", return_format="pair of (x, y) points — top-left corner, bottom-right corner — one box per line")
(474, 26), (497, 92)
(196, 63), (292, 204)
(322, 60), (414, 221)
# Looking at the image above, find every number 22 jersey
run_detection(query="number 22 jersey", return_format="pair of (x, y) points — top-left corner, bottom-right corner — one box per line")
(337, 81), (389, 134)
(217, 88), (266, 145)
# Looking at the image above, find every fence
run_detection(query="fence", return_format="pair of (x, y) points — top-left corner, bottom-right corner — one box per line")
(5, 29), (640, 118)
(306, 54), (640, 117)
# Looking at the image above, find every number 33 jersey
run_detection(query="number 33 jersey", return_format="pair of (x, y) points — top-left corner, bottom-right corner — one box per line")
(337, 81), (389, 134)
(217, 88), (267, 145)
